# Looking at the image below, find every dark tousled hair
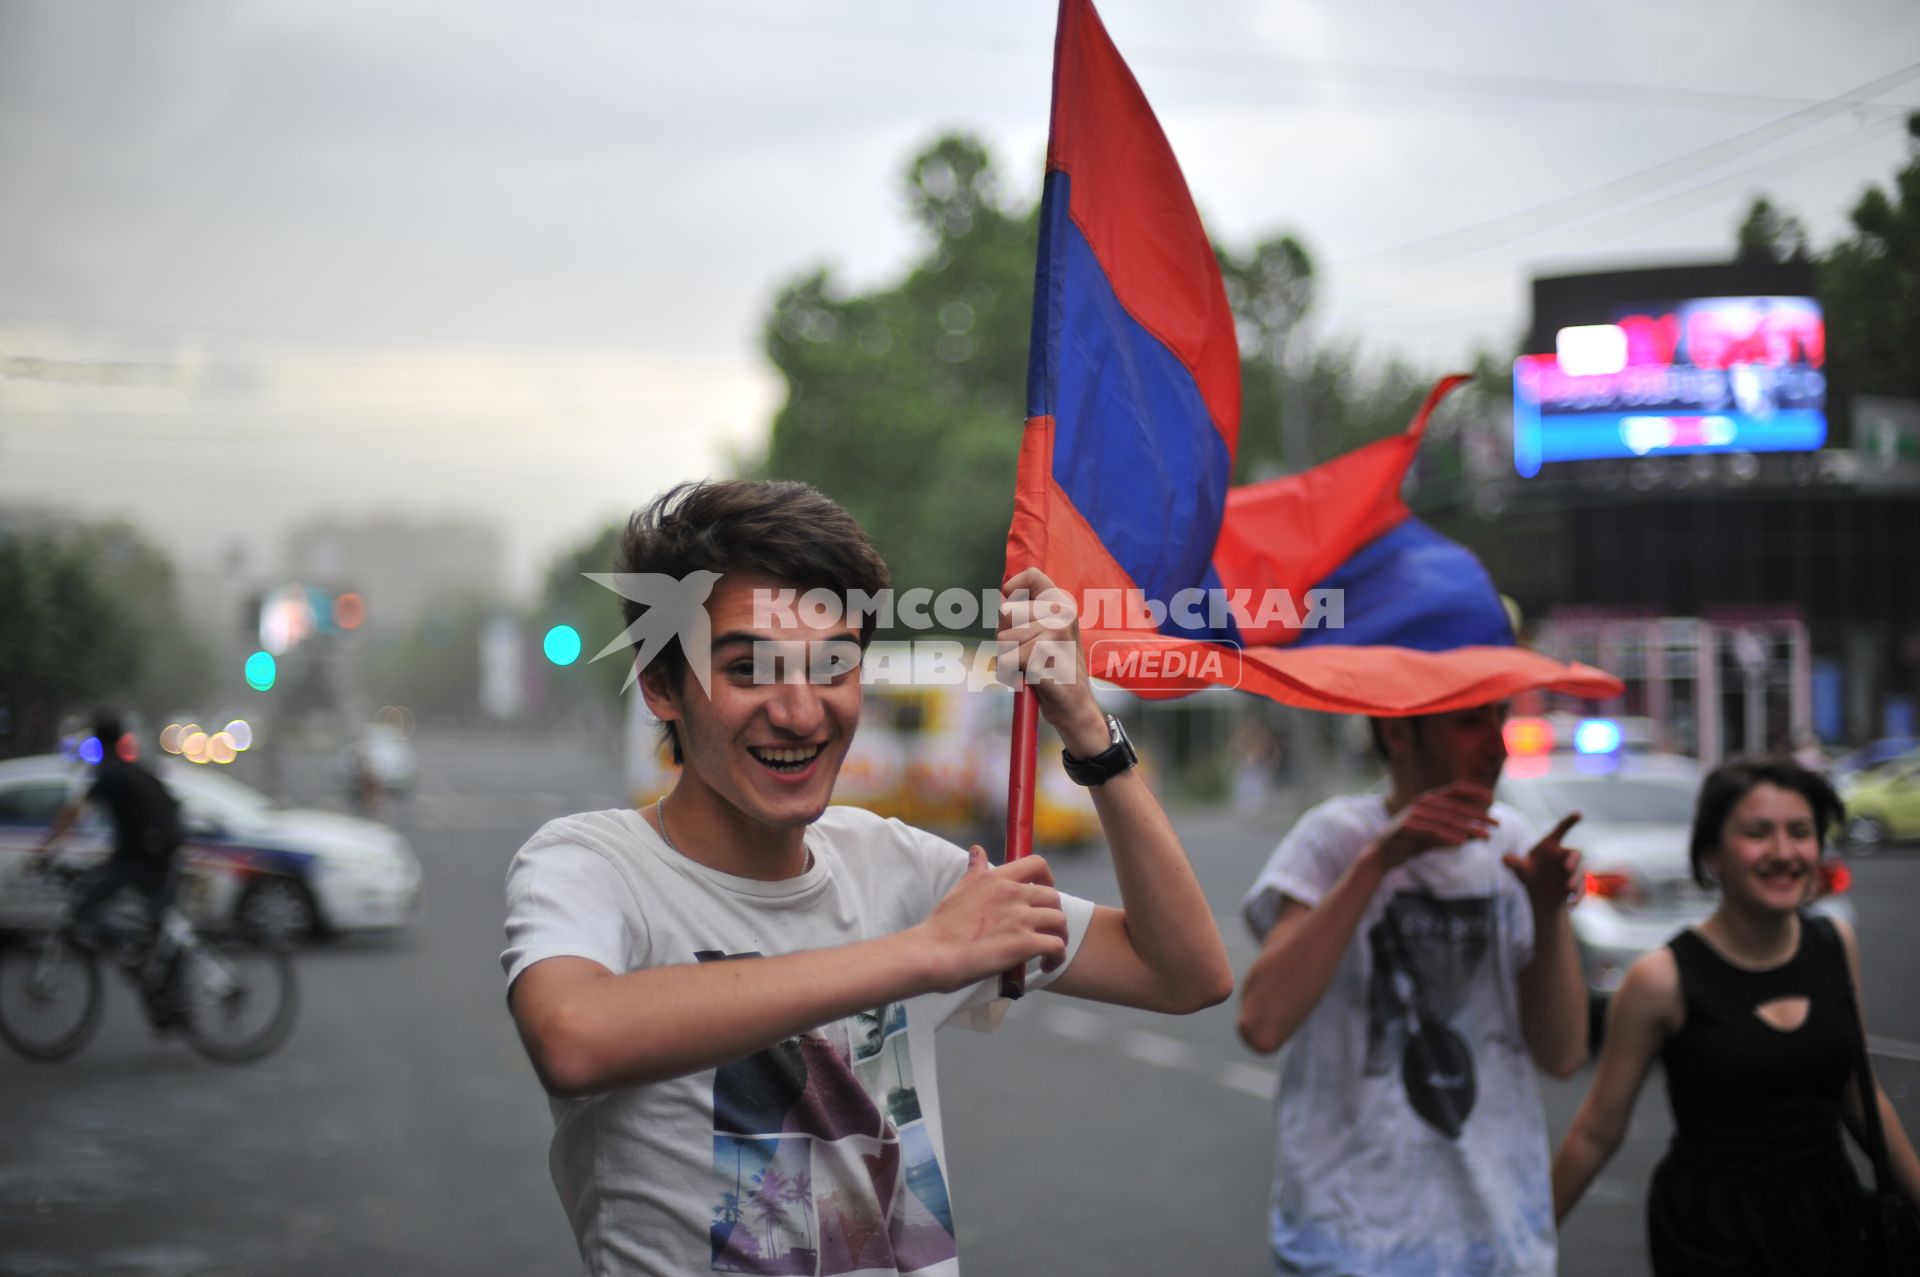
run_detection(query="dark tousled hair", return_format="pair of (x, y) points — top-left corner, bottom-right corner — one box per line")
(1687, 755), (1843, 888)
(91, 710), (125, 749)
(616, 479), (890, 763)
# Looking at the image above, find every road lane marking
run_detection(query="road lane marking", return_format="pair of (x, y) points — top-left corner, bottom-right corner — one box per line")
(1025, 1003), (1276, 1100)
(1115, 1029), (1203, 1072)
(1033, 1003), (1113, 1044)
(1870, 1035), (1920, 1063)
(1216, 1062), (1278, 1100)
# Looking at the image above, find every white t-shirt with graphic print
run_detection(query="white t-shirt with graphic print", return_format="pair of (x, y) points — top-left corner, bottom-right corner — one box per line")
(1240, 793), (1556, 1277)
(503, 805), (1095, 1277)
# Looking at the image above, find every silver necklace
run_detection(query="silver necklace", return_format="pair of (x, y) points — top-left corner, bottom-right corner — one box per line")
(655, 797), (813, 873)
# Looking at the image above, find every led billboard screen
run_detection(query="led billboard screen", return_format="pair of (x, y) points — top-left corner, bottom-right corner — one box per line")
(1512, 295), (1827, 476)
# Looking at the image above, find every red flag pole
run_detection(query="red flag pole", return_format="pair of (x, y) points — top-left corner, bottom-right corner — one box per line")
(999, 683), (1040, 998)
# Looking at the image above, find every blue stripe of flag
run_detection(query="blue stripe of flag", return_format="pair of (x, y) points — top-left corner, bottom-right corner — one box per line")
(1293, 519), (1515, 651)
(1028, 173), (1237, 642)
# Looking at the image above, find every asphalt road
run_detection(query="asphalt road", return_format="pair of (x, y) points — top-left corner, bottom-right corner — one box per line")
(2, 730), (1916, 1276)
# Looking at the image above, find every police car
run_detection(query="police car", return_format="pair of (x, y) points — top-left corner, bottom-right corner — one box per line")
(1496, 716), (1856, 994)
(0, 754), (424, 943)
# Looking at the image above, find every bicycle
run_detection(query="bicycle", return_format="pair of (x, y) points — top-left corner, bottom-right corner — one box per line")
(0, 859), (298, 1064)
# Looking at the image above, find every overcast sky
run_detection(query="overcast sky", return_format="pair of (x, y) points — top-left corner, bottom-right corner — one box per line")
(2, 0), (1916, 598)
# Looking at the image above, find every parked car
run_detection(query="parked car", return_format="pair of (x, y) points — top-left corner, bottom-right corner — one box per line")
(1829, 737), (1917, 784)
(0, 754), (424, 943)
(1496, 751), (1856, 994)
(1840, 753), (1920, 851)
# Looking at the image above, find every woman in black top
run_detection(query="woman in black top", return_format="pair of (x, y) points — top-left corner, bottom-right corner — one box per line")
(1551, 757), (1920, 1275)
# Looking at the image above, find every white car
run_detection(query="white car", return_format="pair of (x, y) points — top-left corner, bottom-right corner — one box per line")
(1497, 751), (1856, 993)
(0, 754), (424, 943)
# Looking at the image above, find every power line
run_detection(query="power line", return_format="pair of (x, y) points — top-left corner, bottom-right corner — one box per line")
(1138, 46), (1920, 117)
(1335, 59), (1920, 275)
(1347, 110), (1907, 323)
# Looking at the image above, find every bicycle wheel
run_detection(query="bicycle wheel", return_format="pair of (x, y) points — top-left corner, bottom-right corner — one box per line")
(0, 930), (104, 1061)
(176, 936), (298, 1063)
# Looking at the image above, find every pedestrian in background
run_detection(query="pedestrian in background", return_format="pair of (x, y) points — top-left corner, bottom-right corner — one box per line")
(1238, 702), (1588, 1275)
(1552, 756), (1920, 1275)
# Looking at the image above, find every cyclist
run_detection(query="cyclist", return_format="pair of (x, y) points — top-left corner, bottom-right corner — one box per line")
(33, 712), (187, 1019)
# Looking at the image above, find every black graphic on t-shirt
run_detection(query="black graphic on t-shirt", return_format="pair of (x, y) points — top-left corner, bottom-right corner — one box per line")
(1364, 893), (1495, 1139)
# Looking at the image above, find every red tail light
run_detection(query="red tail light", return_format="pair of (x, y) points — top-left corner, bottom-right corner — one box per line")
(1819, 860), (1852, 896)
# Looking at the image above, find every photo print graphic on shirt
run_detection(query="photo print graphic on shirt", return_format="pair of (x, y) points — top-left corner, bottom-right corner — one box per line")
(713, 1135), (818, 1276)
(851, 1003), (922, 1128)
(1362, 893), (1496, 1139)
(698, 952), (956, 1274)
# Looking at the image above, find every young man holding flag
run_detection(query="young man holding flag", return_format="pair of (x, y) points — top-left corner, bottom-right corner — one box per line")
(503, 479), (1231, 1277)
(1237, 704), (1589, 1276)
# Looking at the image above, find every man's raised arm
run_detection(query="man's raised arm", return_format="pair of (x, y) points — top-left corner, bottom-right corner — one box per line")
(510, 845), (1065, 1098)
(995, 567), (1234, 1016)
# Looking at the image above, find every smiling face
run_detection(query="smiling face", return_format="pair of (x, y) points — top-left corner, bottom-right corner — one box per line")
(1706, 782), (1821, 913)
(641, 571), (864, 864)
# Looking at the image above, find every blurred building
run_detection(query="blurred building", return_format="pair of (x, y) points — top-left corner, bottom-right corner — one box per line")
(282, 516), (503, 638)
(176, 539), (257, 675)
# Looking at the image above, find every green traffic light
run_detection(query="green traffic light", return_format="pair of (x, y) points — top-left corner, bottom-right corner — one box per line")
(544, 625), (583, 666)
(245, 650), (277, 691)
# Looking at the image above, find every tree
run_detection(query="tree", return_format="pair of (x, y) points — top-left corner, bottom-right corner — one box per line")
(1734, 195), (1810, 265)
(1218, 234), (1315, 480)
(780, 1168), (814, 1253)
(753, 133), (1457, 594)
(750, 1164), (793, 1259)
(713, 1191), (743, 1226)
(1731, 115), (1920, 401)
(1818, 113), (1920, 400)
(756, 135), (1038, 602)
(0, 518), (212, 758)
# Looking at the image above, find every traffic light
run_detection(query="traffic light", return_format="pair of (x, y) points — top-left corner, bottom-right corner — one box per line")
(543, 625), (582, 667)
(255, 583), (366, 652)
(245, 650), (278, 691)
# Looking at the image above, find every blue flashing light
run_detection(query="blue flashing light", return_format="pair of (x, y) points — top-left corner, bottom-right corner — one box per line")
(1574, 718), (1623, 756)
(78, 736), (105, 766)
(544, 625), (583, 667)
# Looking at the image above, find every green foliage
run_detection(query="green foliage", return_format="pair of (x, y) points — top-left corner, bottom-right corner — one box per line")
(748, 132), (1470, 596)
(1734, 195), (1811, 265)
(1734, 115), (1920, 400)
(1232, 339), (1435, 483)
(0, 520), (211, 757)
(1817, 114), (1920, 399)
(1218, 234), (1316, 364)
(755, 135), (1036, 599)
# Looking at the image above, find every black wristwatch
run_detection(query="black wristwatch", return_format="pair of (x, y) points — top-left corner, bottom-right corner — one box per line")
(1060, 714), (1138, 787)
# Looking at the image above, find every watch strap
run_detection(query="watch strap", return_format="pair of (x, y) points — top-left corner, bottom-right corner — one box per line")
(1060, 714), (1138, 786)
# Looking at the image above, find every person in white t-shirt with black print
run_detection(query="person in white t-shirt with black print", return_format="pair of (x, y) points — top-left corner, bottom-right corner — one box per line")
(503, 478), (1233, 1277)
(1237, 704), (1589, 1277)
